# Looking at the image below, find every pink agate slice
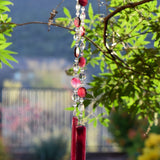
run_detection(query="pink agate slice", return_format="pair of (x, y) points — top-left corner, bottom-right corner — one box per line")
(71, 78), (81, 88)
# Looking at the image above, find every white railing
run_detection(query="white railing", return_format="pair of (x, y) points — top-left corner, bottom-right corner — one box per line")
(1, 88), (113, 152)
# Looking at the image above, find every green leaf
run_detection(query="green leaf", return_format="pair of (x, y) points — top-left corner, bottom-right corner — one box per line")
(0, 42), (12, 50)
(71, 40), (76, 48)
(0, 1), (13, 6)
(93, 119), (97, 127)
(55, 17), (68, 22)
(100, 60), (105, 72)
(0, 57), (13, 68)
(88, 3), (93, 20)
(1, 54), (18, 63)
(65, 107), (74, 111)
(63, 7), (71, 18)
(0, 5), (10, 12)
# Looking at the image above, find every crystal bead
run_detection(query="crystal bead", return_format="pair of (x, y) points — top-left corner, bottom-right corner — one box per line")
(76, 12), (80, 17)
(80, 98), (84, 103)
(73, 103), (77, 107)
(81, 37), (85, 42)
(74, 47), (80, 58)
(80, 52), (84, 56)
(81, 22), (85, 26)
(81, 7), (85, 12)
(72, 93), (79, 102)
(76, 4), (81, 10)
(75, 27), (80, 32)
(79, 112), (83, 118)
(78, 103), (85, 112)
(74, 89), (78, 93)
(80, 42), (85, 51)
(73, 110), (77, 116)
(73, 63), (79, 72)
(80, 68), (85, 72)
(79, 73), (86, 81)
(75, 42), (79, 47)
(79, 0), (88, 7)
(78, 57), (86, 67)
(80, 26), (85, 36)
(74, 58), (78, 63)
(74, 17), (81, 27)
(71, 77), (81, 88)
(78, 87), (87, 98)
(74, 33), (80, 41)
(80, 12), (86, 20)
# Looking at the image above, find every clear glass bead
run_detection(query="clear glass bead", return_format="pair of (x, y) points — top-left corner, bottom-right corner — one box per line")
(80, 42), (85, 51)
(73, 109), (77, 116)
(81, 7), (85, 12)
(75, 27), (80, 32)
(79, 112), (83, 118)
(74, 89), (78, 93)
(81, 22), (85, 26)
(76, 12), (80, 17)
(73, 63), (79, 72)
(80, 13), (86, 20)
(75, 42), (79, 47)
(72, 93), (79, 102)
(73, 102), (77, 108)
(79, 73), (86, 81)
(80, 52), (84, 56)
(81, 37), (85, 42)
(76, 4), (81, 10)
(74, 58), (78, 63)
(78, 103), (84, 112)
(80, 98), (84, 103)
(80, 68), (85, 72)
(73, 33), (80, 41)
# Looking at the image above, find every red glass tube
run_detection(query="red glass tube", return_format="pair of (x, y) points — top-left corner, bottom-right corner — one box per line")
(76, 125), (86, 160)
(71, 116), (78, 160)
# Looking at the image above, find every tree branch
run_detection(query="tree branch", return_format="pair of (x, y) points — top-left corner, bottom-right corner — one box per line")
(1, 21), (73, 31)
(103, 0), (153, 58)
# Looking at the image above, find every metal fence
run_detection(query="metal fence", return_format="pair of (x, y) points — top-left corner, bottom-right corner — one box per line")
(1, 88), (113, 152)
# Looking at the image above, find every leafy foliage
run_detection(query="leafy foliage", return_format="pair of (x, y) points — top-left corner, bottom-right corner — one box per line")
(58, 0), (160, 125)
(86, 1), (160, 124)
(108, 109), (160, 160)
(0, 0), (17, 68)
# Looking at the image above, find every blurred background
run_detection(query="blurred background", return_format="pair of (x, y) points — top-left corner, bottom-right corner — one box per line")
(0, 0), (160, 160)
(0, 0), (115, 160)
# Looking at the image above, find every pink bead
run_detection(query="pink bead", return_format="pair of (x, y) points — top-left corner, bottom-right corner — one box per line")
(78, 87), (87, 98)
(78, 57), (86, 68)
(80, 26), (85, 36)
(74, 47), (80, 58)
(71, 78), (81, 88)
(79, 0), (88, 6)
(74, 17), (81, 27)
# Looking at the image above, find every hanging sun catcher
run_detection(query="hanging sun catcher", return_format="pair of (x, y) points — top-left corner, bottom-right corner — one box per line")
(70, 0), (88, 160)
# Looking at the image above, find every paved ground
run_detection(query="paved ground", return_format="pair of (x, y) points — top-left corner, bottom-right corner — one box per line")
(10, 152), (128, 160)
(86, 152), (128, 160)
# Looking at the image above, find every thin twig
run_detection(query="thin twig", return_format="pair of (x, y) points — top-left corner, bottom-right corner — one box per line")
(103, 0), (153, 57)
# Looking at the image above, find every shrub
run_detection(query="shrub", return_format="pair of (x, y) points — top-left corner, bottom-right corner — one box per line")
(34, 135), (68, 160)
